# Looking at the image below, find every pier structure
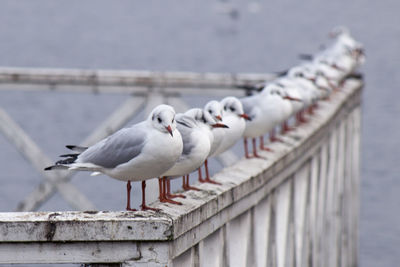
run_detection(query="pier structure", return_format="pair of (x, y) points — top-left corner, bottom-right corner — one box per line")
(0, 67), (362, 266)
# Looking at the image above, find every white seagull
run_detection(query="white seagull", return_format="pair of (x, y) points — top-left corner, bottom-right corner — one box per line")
(45, 104), (183, 211)
(158, 112), (227, 205)
(185, 107), (228, 185)
(212, 96), (251, 158)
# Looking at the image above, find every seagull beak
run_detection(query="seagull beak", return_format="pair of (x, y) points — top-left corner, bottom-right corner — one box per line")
(283, 95), (303, 102)
(166, 125), (173, 137)
(240, 113), (252, 121)
(331, 64), (346, 72)
(215, 115), (222, 121)
(212, 123), (229, 128)
(307, 77), (316, 83)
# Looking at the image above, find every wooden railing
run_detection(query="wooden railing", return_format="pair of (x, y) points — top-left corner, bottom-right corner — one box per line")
(0, 68), (362, 266)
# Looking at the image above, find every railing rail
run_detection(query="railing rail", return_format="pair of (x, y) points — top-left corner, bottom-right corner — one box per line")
(0, 66), (274, 94)
(0, 67), (275, 212)
(0, 71), (362, 266)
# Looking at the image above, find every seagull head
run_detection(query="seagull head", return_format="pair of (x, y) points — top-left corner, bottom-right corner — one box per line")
(220, 96), (251, 121)
(185, 108), (228, 129)
(329, 25), (350, 39)
(150, 104), (177, 137)
(204, 100), (224, 121)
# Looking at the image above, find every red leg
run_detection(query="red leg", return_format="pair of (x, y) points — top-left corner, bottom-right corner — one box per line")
(160, 177), (182, 205)
(252, 138), (267, 159)
(300, 111), (308, 123)
(205, 159), (210, 180)
(158, 177), (166, 202)
(200, 159), (221, 185)
(126, 181), (137, 211)
(182, 176), (186, 188)
(183, 174), (200, 191)
(198, 166), (205, 183)
(282, 120), (295, 134)
(259, 136), (274, 152)
(244, 138), (252, 158)
(296, 111), (308, 125)
(166, 179), (186, 199)
(140, 181), (160, 211)
(270, 128), (284, 143)
(307, 105), (314, 115)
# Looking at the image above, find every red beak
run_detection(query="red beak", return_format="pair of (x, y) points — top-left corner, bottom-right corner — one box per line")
(307, 77), (316, 83)
(215, 115), (222, 121)
(212, 123), (229, 128)
(240, 113), (252, 121)
(332, 63), (346, 72)
(166, 125), (173, 137)
(283, 95), (302, 102)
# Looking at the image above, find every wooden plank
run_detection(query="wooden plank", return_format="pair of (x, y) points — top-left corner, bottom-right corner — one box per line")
(0, 107), (96, 211)
(307, 153), (320, 267)
(314, 143), (328, 267)
(275, 180), (291, 267)
(0, 66), (274, 91)
(253, 196), (271, 267)
(0, 241), (140, 264)
(16, 96), (146, 211)
(285, 179), (296, 267)
(324, 128), (338, 267)
(172, 247), (194, 267)
(0, 211), (172, 242)
(199, 228), (224, 267)
(293, 163), (310, 267)
(226, 211), (252, 267)
(351, 108), (361, 267)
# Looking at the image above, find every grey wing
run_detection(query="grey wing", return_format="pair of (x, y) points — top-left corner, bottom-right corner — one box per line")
(240, 96), (258, 119)
(78, 126), (146, 168)
(176, 116), (196, 156)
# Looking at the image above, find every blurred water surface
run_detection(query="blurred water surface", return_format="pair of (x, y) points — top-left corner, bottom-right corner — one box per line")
(0, 1), (399, 266)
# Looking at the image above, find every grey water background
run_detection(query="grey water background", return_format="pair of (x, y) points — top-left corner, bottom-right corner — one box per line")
(0, 1), (398, 266)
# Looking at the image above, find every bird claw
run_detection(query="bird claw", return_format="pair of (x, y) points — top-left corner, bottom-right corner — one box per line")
(270, 136), (284, 143)
(160, 197), (182, 205)
(183, 185), (201, 191)
(200, 178), (221, 185)
(166, 193), (186, 199)
(126, 207), (137, 212)
(260, 146), (274, 152)
(140, 205), (160, 212)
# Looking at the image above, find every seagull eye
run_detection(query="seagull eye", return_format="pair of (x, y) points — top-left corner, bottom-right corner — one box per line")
(157, 117), (162, 123)
(230, 106), (236, 112)
(172, 118), (174, 123)
(208, 109), (212, 114)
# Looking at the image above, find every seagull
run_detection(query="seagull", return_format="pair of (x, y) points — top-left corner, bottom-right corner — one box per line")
(241, 83), (300, 158)
(159, 111), (227, 205)
(44, 104), (183, 212)
(270, 79), (305, 128)
(211, 96), (251, 158)
(185, 107), (228, 185)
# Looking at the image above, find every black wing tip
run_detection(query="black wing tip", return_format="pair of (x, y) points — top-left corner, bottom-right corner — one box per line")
(275, 69), (288, 77)
(346, 72), (364, 80)
(44, 166), (54, 171)
(66, 145), (76, 150)
(298, 54), (314, 61)
(59, 153), (80, 158)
